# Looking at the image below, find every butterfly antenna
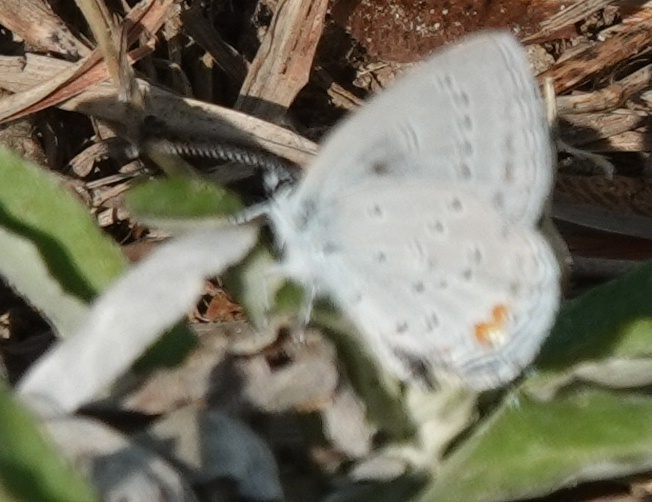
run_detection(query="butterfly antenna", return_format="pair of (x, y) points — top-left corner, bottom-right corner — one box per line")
(136, 134), (300, 194)
(146, 138), (290, 171)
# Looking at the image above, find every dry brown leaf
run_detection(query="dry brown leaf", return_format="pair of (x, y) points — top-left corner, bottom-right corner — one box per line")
(0, 0), (88, 58)
(0, 53), (317, 166)
(237, 0), (329, 120)
(540, 9), (652, 94)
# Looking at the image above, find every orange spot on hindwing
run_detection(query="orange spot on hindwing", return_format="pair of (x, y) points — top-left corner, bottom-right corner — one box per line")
(474, 304), (510, 347)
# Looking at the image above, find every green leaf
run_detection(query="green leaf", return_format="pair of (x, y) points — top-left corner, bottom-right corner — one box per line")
(0, 382), (99, 502)
(125, 177), (243, 223)
(421, 390), (652, 502)
(418, 260), (652, 502)
(537, 260), (652, 369)
(0, 147), (127, 334)
(132, 323), (198, 371)
(0, 147), (127, 298)
(528, 261), (652, 396)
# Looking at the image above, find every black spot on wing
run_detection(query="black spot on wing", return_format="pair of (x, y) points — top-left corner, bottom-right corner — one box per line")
(503, 135), (515, 182)
(441, 73), (476, 181)
(450, 197), (463, 212)
(395, 321), (409, 334)
(509, 281), (521, 296)
(322, 242), (339, 254)
(493, 191), (505, 211)
(371, 162), (391, 176)
(470, 246), (483, 264)
(504, 161), (515, 182)
(368, 203), (384, 218)
(427, 220), (445, 234)
(425, 311), (439, 331)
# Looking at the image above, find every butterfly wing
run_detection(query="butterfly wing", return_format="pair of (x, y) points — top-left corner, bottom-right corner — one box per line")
(269, 31), (559, 389)
(297, 31), (553, 227)
(298, 180), (560, 389)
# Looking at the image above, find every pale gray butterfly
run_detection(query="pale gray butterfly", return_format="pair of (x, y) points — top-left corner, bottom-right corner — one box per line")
(266, 31), (561, 390)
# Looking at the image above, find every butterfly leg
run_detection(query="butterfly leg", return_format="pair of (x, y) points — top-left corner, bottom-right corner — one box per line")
(257, 274), (316, 344)
(229, 203), (270, 225)
(298, 283), (317, 327)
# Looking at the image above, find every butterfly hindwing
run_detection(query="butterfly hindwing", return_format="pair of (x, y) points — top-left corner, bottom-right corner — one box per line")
(300, 180), (560, 388)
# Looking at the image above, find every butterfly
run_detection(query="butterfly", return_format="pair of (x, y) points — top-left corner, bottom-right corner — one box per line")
(258, 31), (561, 390)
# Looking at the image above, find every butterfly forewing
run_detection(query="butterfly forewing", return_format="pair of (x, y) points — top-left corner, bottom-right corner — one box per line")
(298, 31), (553, 226)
